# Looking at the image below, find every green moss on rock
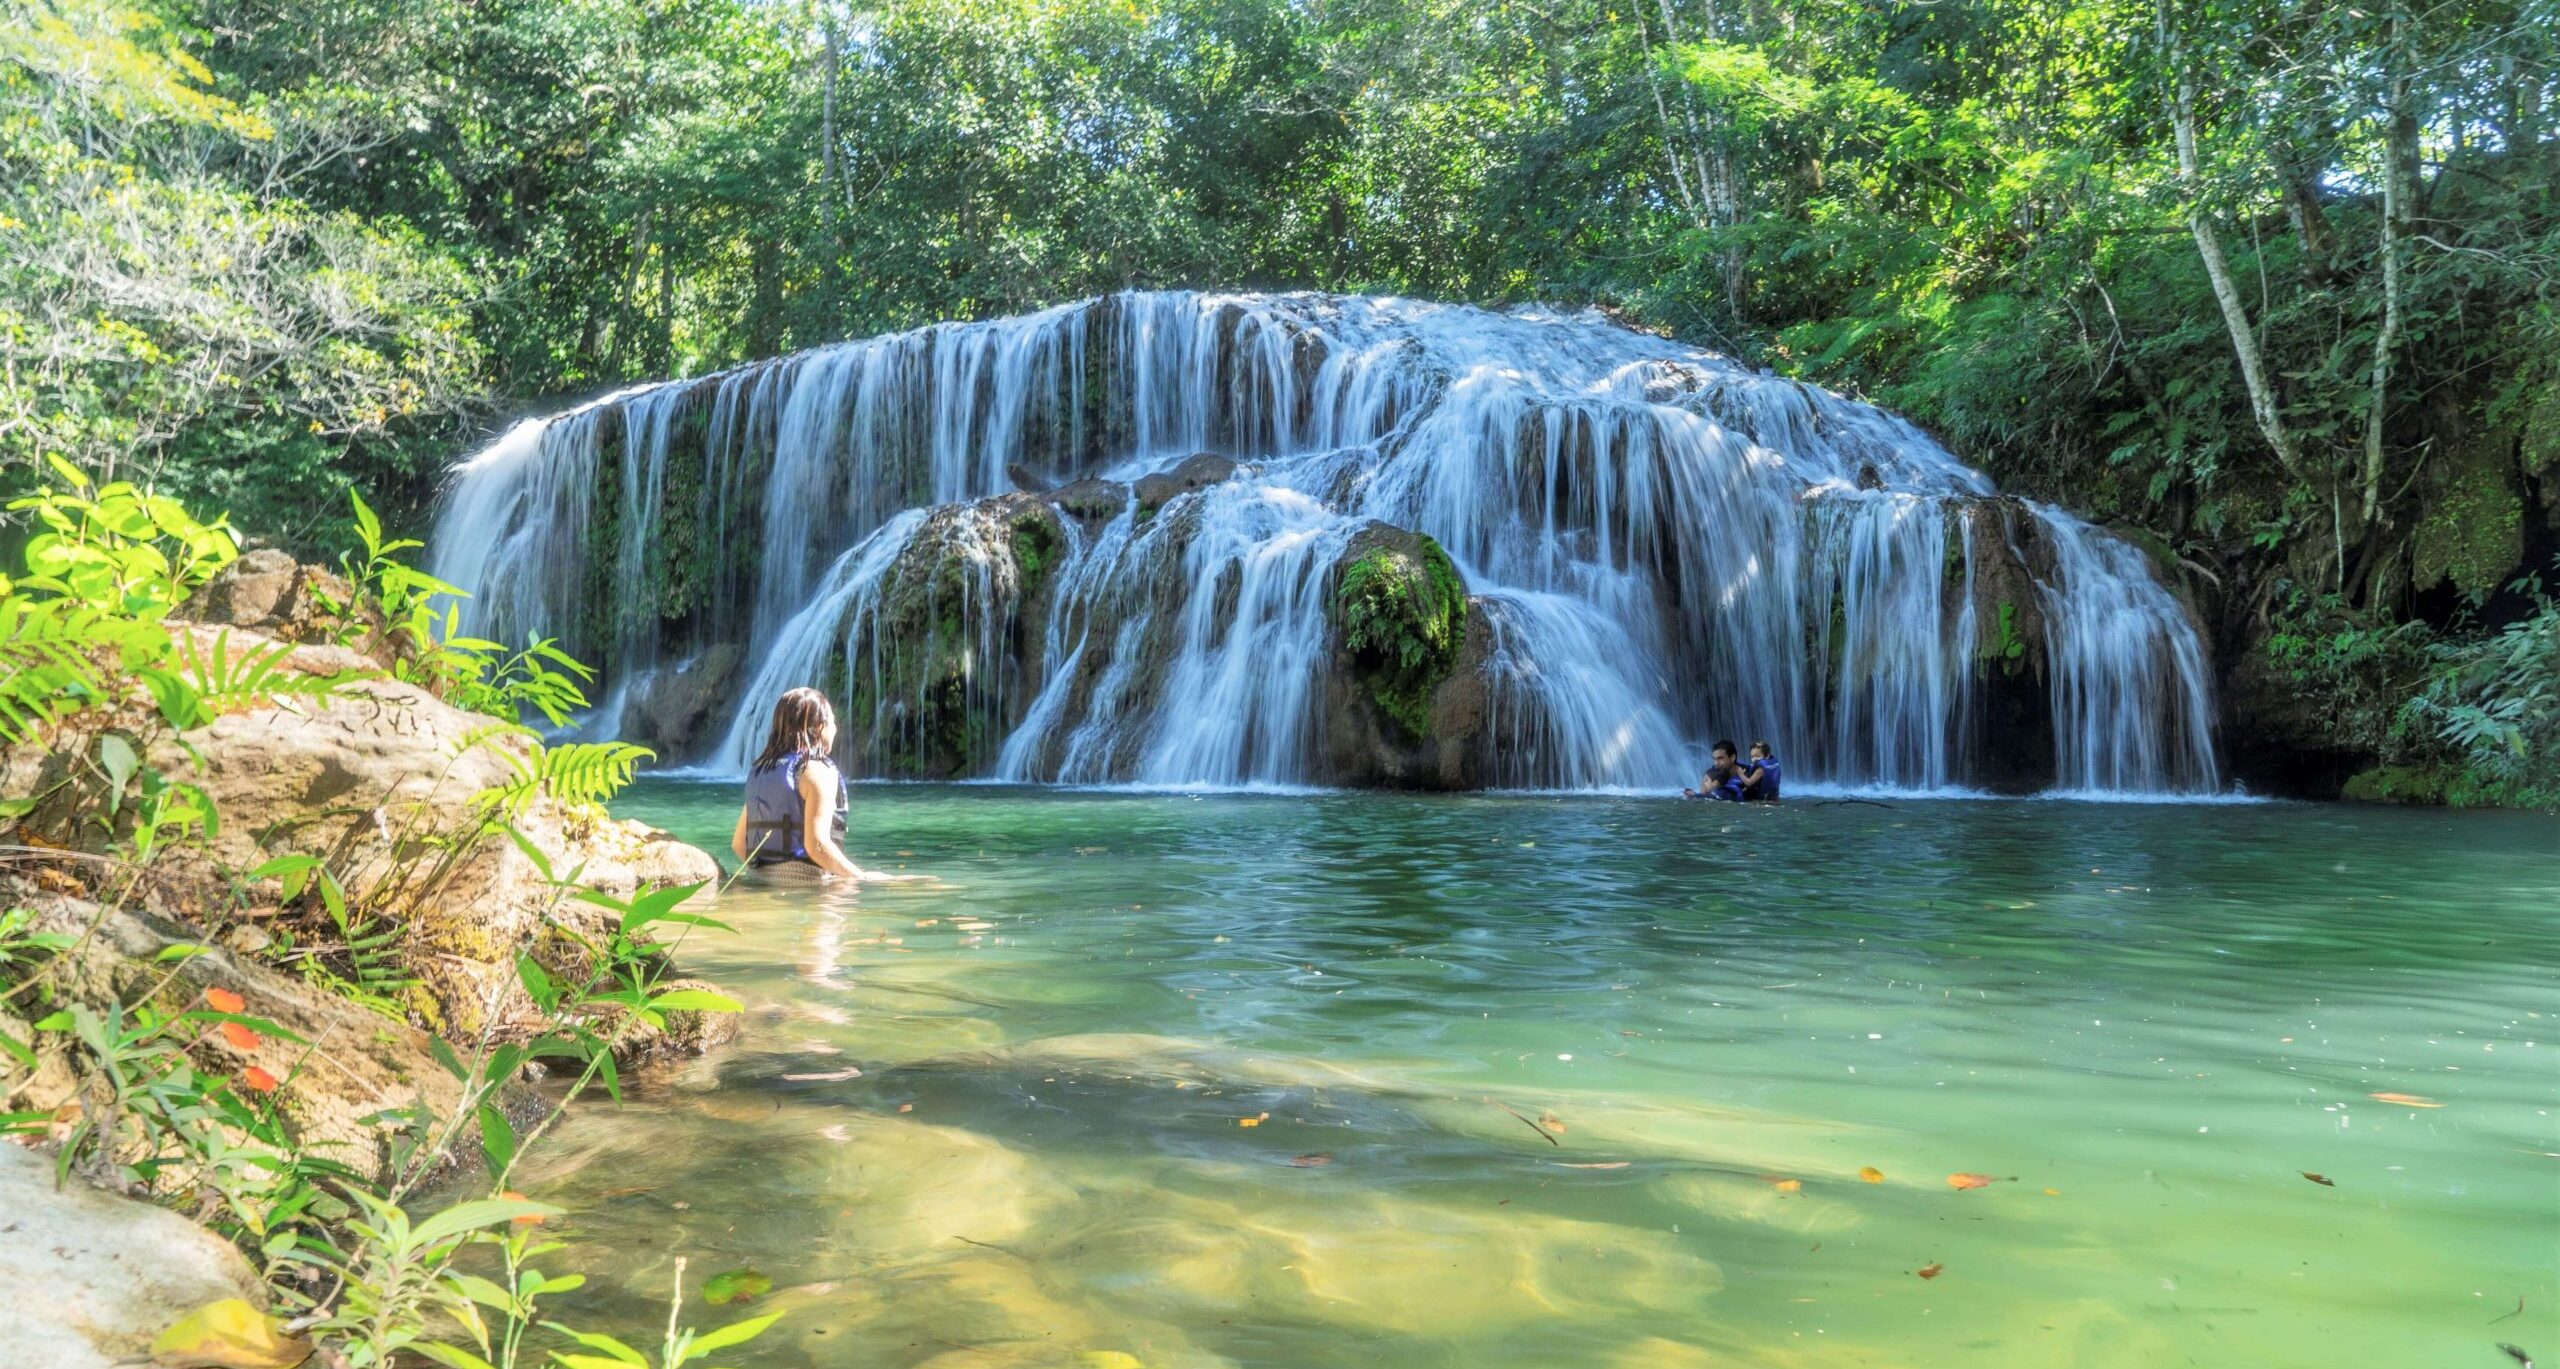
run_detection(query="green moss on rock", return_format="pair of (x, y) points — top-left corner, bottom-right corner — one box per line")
(1336, 531), (1468, 740)
(2411, 427), (2525, 598)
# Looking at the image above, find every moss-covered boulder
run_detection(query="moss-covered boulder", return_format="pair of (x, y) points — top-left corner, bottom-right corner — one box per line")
(1322, 524), (1488, 786)
(845, 494), (1066, 778)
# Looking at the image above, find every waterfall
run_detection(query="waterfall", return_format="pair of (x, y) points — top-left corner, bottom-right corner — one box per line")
(430, 290), (2220, 795)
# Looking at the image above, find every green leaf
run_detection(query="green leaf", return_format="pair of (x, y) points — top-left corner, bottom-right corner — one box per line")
(540, 1323), (649, 1366)
(700, 1268), (772, 1306)
(646, 989), (742, 1014)
(477, 1103), (517, 1183)
(680, 1312), (782, 1361)
(410, 1196), (559, 1248)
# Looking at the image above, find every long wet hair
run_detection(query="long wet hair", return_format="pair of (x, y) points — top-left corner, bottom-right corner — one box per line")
(752, 687), (835, 773)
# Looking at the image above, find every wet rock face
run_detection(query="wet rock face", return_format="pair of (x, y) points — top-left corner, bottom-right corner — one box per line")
(1957, 499), (2058, 791)
(1133, 453), (1239, 518)
(0, 1141), (266, 1369)
(622, 643), (744, 759)
(841, 495), (1066, 779)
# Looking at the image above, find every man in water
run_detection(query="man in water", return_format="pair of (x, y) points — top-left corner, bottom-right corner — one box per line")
(1739, 740), (1782, 801)
(1684, 740), (1747, 801)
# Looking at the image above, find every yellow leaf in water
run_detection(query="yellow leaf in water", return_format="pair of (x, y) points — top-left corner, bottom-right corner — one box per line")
(2368, 1092), (2444, 1108)
(1238, 1117), (1259, 1127)
(2044, 1188), (2061, 1196)
(1079, 1354), (1144, 1369)
(150, 1298), (312, 1368)
(1774, 1179), (1802, 1193)
(1947, 1173), (1996, 1190)
(1858, 1166), (1885, 1184)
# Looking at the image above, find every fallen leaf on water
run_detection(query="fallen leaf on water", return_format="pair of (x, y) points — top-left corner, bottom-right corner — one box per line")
(1774, 1179), (1803, 1194)
(1859, 1166), (1885, 1184)
(1290, 1153), (1333, 1167)
(1554, 1161), (1629, 1169)
(2044, 1187), (2061, 1196)
(2368, 1092), (2444, 1108)
(1078, 1353), (1143, 1369)
(2301, 1172), (2335, 1187)
(1947, 1173), (1996, 1190)
(1238, 1117), (1260, 1127)
(1915, 1263), (1944, 1280)
(703, 1268), (773, 1306)
(1538, 1110), (1568, 1136)
(218, 1021), (261, 1051)
(205, 988), (245, 1014)
(149, 1297), (311, 1368)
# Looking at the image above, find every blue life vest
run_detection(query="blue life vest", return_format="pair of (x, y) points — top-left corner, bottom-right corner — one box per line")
(742, 751), (848, 866)
(1745, 757), (1781, 800)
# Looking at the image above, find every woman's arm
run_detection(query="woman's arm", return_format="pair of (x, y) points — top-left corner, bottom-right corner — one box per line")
(730, 805), (751, 863)
(796, 762), (865, 879)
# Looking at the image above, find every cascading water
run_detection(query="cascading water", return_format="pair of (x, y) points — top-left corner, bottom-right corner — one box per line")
(429, 290), (2220, 795)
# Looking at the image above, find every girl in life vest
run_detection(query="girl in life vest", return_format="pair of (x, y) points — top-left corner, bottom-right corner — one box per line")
(729, 687), (874, 878)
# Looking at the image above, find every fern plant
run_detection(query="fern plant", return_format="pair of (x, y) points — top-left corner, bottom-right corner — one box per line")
(474, 740), (656, 820)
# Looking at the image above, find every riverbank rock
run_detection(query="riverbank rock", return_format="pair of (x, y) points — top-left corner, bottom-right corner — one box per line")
(0, 619), (732, 1176)
(0, 884), (473, 1184)
(0, 1139), (265, 1369)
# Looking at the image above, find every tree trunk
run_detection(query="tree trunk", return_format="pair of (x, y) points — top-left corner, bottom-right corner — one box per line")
(2358, 15), (2417, 530)
(604, 206), (654, 375)
(2159, 0), (2309, 489)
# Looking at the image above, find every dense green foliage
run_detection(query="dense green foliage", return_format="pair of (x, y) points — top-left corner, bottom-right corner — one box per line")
(1, 467), (769, 1365)
(2, 0), (2552, 796)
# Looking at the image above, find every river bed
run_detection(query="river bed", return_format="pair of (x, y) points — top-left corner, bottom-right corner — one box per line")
(510, 784), (2559, 1367)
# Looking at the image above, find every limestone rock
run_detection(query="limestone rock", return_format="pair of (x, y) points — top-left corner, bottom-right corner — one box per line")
(173, 548), (356, 643)
(1133, 453), (1238, 516)
(4, 888), (470, 1184)
(0, 623), (732, 1087)
(1321, 523), (1487, 788)
(0, 1140), (265, 1369)
(622, 643), (744, 761)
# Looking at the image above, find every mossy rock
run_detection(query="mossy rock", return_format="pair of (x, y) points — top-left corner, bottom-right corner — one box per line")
(1332, 525), (1468, 741)
(2411, 423), (2525, 597)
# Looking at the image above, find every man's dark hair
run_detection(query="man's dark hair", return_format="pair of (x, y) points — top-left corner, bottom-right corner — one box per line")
(1712, 738), (1737, 757)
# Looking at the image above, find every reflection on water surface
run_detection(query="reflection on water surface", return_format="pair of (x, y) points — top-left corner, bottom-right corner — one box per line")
(506, 785), (2560, 1367)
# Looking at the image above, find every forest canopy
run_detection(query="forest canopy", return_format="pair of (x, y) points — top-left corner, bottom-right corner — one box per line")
(2, 0), (2555, 797)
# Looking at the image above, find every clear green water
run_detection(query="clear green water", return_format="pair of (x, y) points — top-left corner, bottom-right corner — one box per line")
(512, 783), (2560, 1368)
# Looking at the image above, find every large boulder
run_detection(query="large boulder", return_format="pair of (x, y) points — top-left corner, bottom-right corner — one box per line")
(0, 623), (729, 1053)
(1321, 523), (1488, 787)
(0, 1141), (267, 1369)
(621, 643), (744, 761)
(841, 494), (1065, 778)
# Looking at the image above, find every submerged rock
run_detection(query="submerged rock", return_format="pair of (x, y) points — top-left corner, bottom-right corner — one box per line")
(0, 1141), (265, 1369)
